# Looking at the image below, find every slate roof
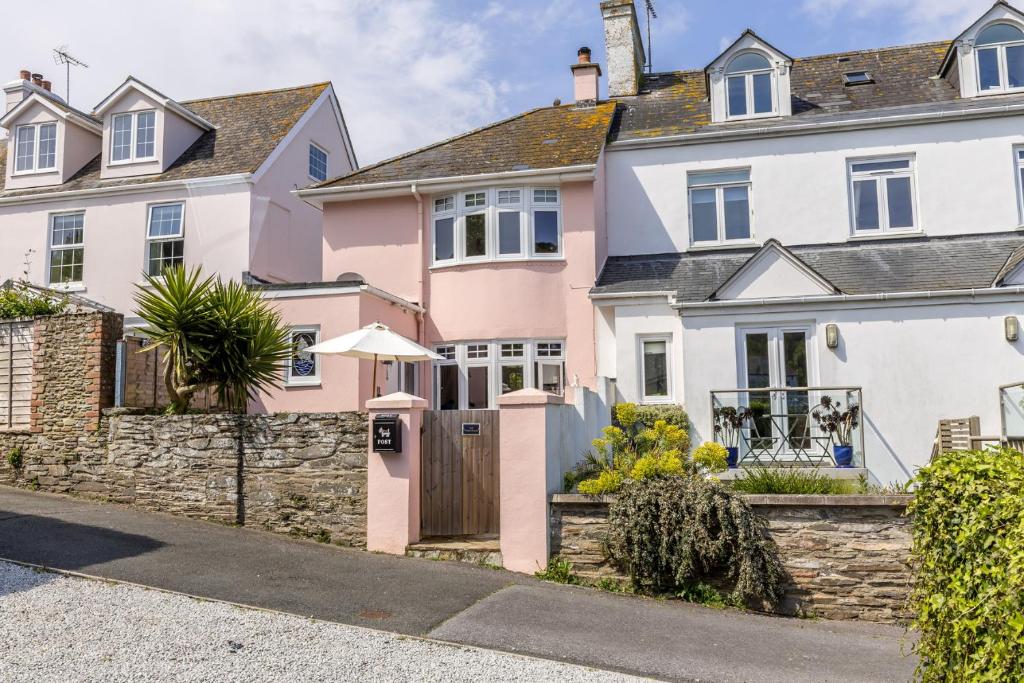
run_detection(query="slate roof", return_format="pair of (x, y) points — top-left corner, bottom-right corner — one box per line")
(0, 82), (330, 198)
(593, 232), (1024, 301)
(318, 102), (617, 188)
(612, 41), (962, 141)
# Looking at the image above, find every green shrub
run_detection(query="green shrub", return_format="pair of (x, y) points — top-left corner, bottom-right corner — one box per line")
(691, 442), (728, 474)
(633, 403), (689, 434)
(729, 468), (859, 495)
(677, 581), (743, 609)
(0, 287), (68, 320)
(7, 446), (23, 470)
(535, 556), (580, 584)
(907, 448), (1024, 682)
(607, 476), (786, 604)
(578, 470), (623, 495)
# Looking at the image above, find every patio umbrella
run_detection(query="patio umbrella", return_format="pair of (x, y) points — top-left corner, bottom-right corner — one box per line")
(304, 322), (442, 398)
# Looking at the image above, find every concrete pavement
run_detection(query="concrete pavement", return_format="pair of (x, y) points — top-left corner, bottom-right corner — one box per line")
(0, 486), (916, 682)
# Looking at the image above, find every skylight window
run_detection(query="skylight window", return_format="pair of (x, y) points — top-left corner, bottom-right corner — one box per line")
(843, 71), (874, 86)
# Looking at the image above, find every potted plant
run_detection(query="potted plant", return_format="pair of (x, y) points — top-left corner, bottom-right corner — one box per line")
(811, 396), (860, 468)
(713, 406), (751, 468)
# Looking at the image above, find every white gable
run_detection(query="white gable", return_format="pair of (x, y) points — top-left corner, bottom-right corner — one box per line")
(715, 245), (834, 300)
(946, 1), (1024, 98)
(1002, 260), (1024, 286)
(706, 30), (793, 123)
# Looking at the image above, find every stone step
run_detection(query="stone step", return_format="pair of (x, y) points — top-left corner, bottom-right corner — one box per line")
(406, 535), (502, 568)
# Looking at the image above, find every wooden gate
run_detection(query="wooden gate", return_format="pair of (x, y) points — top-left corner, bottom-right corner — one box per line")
(420, 410), (499, 537)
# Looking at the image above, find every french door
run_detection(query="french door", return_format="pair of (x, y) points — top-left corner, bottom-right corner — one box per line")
(740, 327), (812, 455)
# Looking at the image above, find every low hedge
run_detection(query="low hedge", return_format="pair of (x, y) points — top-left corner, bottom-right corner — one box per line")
(908, 448), (1024, 681)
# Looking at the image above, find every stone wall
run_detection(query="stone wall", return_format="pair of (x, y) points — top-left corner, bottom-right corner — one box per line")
(550, 494), (914, 623)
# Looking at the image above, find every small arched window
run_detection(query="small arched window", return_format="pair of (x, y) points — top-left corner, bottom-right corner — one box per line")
(725, 52), (774, 118)
(976, 22), (1024, 92)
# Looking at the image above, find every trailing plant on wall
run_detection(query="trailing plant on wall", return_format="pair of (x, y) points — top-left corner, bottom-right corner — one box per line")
(907, 448), (1024, 682)
(133, 266), (293, 414)
(0, 285), (68, 320)
(607, 476), (786, 604)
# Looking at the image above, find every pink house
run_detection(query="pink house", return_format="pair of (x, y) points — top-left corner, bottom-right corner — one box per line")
(258, 50), (613, 413)
(0, 70), (357, 324)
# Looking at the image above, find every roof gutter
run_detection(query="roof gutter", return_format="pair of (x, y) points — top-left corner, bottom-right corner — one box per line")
(670, 285), (1024, 312)
(295, 164), (597, 206)
(608, 101), (1024, 151)
(0, 173), (253, 207)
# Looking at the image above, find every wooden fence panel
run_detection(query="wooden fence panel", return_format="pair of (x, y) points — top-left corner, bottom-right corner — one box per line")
(421, 410), (499, 537)
(0, 321), (34, 430)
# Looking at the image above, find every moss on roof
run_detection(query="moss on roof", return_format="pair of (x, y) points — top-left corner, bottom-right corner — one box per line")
(321, 102), (617, 188)
(0, 82), (329, 197)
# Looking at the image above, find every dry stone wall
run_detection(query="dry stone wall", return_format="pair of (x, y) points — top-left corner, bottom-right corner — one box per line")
(550, 494), (914, 623)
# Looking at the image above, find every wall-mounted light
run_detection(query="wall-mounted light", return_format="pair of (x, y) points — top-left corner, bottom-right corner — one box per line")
(1007, 316), (1020, 343)
(825, 323), (840, 350)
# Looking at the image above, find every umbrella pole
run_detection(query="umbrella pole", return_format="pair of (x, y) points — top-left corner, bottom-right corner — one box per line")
(371, 353), (378, 398)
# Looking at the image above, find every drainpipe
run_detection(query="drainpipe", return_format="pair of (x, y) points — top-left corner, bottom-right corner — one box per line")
(411, 183), (427, 399)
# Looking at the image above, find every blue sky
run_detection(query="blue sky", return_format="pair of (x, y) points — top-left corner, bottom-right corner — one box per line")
(2, 0), (999, 165)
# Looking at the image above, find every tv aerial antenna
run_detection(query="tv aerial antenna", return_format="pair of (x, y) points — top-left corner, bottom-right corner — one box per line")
(644, 1), (658, 74)
(52, 46), (89, 104)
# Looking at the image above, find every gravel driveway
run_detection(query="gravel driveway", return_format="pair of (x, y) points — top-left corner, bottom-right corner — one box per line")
(0, 561), (646, 682)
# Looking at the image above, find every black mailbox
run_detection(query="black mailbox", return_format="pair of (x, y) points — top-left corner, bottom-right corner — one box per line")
(372, 414), (401, 453)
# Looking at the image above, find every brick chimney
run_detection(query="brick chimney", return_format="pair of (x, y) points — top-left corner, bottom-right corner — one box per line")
(570, 46), (601, 107)
(4, 69), (35, 115)
(41, 80), (51, 92)
(600, 0), (646, 97)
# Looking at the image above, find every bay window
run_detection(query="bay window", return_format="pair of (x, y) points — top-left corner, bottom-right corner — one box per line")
(849, 157), (916, 234)
(14, 122), (57, 173)
(432, 340), (565, 409)
(430, 187), (562, 266)
(688, 169), (753, 245)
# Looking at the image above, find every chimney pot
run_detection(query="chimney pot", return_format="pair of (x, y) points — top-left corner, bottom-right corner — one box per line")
(31, 73), (43, 87)
(570, 48), (602, 107)
(19, 69), (31, 81)
(578, 47), (592, 64)
(41, 80), (51, 92)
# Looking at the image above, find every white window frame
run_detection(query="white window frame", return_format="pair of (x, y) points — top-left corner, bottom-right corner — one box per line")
(687, 169), (754, 247)
(1015, 147), (1024, 223)
(145, 202), (185, 277)
(13, 122), (58, 174)
(109, 110), (158, 164)
(847, 156), (918, 235)
(285, 325), (321, 386)
(429, 186), (562, 267)
(725, 52), (777, 121)
(638, 335), (673, 404)
(308, 142), (329, 182)
(975, 24), (1024, 95)
(47, 211), (86, 287)
(430, 339), (565, 409)
(399, 361), (419, 397)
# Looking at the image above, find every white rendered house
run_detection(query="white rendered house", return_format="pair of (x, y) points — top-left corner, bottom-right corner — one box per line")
(592, 0), (1024, 483)
(0, 71), (357, 323)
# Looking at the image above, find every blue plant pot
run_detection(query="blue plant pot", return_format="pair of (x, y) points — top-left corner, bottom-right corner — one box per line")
(834, 445), (854, 468)
(726, 446), (739, 469)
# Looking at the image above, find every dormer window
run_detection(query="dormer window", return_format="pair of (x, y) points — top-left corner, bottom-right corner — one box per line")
(725, 53), (775, 119)
(13, 122), (57, 173)
(976, 23), (1024, 93)
(111, 110), (156, 163)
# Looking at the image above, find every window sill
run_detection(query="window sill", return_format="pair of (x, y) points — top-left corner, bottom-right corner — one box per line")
(640, 397), (674, 405)
(847, 230), (924, 242)
(108, 157), (158, 167)
(688, 241), (759, 252)
(285, 380), (322, 388)
(11, 168), (58, 177)
(429, 257), (566, 271)
(47, 283), (86, 293)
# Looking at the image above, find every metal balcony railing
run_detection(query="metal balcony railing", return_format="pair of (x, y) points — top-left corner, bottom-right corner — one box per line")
(710, 386), (865, 468)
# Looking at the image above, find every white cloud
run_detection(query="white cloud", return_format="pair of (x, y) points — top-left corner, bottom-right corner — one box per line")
(800, 0), (998, 42)
(4, 0), (512, 165)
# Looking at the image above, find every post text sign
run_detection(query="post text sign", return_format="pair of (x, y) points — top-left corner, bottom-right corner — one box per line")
(372, 414), (402, 453)
(462, 422), (481, 436)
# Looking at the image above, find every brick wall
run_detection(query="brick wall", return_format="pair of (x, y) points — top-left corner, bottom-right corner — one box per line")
(550, 494), (914, 623)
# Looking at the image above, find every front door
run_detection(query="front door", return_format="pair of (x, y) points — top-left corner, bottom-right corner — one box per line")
(740, 327), (812, 458)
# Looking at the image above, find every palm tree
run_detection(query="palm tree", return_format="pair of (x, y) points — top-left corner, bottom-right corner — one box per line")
(133, 266), (293, 414)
